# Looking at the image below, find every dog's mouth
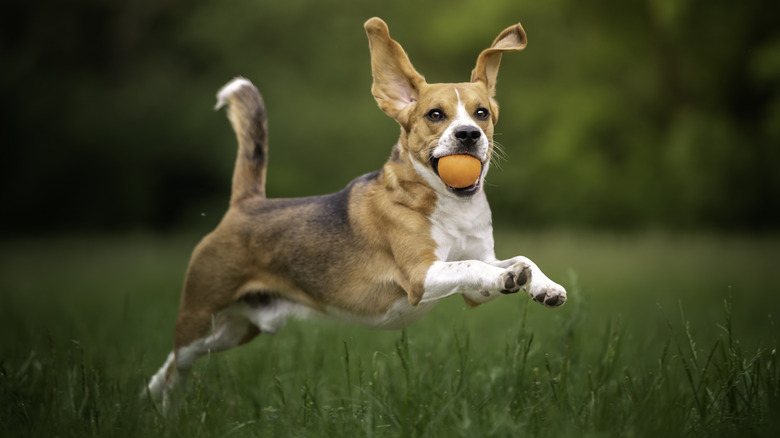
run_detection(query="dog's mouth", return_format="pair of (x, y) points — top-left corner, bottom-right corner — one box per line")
(430, 155), (484, 197)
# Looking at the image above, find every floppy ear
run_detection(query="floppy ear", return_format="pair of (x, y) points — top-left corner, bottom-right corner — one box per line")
(365, 17), (426, 123)
(471, 23), (527, 97)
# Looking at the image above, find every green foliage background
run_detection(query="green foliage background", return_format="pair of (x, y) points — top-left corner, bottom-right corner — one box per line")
(2, 0), (779, 233)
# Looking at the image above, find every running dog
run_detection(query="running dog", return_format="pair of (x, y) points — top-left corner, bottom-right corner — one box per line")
(146, 17), (566, 408)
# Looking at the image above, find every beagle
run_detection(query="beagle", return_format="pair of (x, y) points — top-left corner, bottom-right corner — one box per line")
(146, 17), (566, 409)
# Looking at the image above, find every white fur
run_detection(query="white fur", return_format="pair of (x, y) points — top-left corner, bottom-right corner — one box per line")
(215, 77), (253, 110)
(241, 299), (313, 334)
(429, 191), (495, 261)
(146, 352), (174, 401)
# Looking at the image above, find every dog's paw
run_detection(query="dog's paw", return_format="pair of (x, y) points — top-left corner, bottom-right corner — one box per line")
(498, 261), (566, 307)
(529, 281), (567, 307)
(499, 263), (530, 295)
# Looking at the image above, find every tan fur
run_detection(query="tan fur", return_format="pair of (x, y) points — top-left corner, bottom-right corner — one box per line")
(173, 154), (440, 347)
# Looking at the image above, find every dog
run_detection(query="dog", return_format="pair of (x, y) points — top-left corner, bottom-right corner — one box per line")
(146, 17), (566, 409)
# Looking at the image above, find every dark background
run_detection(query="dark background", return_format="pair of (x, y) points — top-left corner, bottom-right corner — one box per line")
(2, 0), (779, 236)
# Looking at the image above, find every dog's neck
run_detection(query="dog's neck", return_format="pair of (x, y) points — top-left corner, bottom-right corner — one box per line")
(377, 142), (439, 211)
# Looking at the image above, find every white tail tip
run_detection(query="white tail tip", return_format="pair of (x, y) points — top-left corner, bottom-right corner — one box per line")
(215, 77), (254, 110)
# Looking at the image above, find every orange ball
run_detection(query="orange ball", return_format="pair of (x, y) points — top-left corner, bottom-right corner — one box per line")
(437, 154), (482, 188)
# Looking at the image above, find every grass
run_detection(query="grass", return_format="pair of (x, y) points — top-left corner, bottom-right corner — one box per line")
(1, 230), (779, 437)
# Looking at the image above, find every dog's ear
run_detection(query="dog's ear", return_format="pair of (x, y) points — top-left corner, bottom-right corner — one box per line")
(365, 17), (426, 125)
(471, 23), (527, 97)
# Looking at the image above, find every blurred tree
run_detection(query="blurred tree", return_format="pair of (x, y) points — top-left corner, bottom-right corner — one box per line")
(492, 0), (780, 230)
(1, 0), (777, 235)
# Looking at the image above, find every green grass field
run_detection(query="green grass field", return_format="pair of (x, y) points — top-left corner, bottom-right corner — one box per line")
(1, 231), (779, 437)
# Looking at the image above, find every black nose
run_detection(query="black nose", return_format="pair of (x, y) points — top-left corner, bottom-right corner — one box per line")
(454, 126), (481, 145)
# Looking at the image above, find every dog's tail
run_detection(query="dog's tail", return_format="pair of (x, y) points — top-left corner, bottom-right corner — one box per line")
(215, 77), (269, 204)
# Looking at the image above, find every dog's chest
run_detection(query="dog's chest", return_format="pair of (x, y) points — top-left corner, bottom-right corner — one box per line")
(429, 193), (494, 261)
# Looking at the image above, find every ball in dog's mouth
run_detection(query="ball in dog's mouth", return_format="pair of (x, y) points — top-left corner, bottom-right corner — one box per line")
(431, 154), (483, 193)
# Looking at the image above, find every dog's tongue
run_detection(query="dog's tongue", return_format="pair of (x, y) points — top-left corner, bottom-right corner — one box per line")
(437, 155), (481, 188)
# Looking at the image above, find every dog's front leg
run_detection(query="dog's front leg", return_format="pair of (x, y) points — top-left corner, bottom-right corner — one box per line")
(418, 260), (515, 306)
(419, 257), (566, 307)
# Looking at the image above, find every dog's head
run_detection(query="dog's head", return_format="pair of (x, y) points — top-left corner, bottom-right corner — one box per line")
(365, 17), (527, 198)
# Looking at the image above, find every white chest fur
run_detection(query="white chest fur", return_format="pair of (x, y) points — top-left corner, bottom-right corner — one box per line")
(429, 192), (496, 262)
(410, 155), (496, 262)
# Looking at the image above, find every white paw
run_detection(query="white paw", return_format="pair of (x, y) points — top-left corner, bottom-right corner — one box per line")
(528, 280), (566, 307)
(496, 260), (567, 307)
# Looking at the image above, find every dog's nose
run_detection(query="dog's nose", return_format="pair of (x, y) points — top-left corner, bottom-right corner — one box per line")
(454, 126), (481, 145)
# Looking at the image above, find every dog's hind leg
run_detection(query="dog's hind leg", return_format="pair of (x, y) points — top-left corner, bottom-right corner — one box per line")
(144, 232), (260, 411)
(145, 307), (259, 413)
(145, 350), (175, 406)
(146, 296), (305, 412)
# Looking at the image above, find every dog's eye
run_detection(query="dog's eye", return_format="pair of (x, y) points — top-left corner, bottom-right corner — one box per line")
(426, 109), (445, 122)
(474, 108), (490, 121)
